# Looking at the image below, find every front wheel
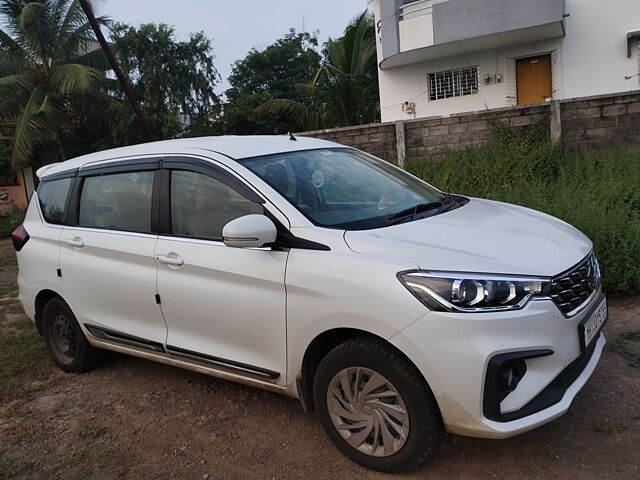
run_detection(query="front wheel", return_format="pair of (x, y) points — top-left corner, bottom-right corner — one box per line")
(313, 338), (443, 472)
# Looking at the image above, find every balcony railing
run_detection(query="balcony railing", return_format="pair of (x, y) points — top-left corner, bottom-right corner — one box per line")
(398, 0), (440, 52)
(398, 0), (448, 21)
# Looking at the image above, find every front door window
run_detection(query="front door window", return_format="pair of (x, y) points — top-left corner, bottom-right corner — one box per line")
(170, 170), (263, 241)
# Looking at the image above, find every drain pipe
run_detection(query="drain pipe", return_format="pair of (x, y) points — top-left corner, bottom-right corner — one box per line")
(628, 30), (640, 58)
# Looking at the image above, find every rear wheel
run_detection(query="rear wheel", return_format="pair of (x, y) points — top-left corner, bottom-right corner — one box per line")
(313, 338), (443, 472)
(42, 297), (99, 373)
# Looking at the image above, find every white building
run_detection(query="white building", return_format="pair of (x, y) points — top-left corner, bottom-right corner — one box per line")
(373, 0), (640, 122)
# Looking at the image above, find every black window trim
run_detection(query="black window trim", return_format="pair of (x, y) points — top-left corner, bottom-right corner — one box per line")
(78, 157), (160, 176)
(162, 156), (265, 204)
(151, 167), (166, 234)
(39, 168), (78, 182)
(65, 175), (82, 226)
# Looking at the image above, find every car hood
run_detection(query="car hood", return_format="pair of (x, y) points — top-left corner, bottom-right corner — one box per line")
(343, 198), (592, 277)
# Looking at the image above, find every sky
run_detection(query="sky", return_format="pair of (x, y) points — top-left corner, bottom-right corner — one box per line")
(101, 0), (369, 95)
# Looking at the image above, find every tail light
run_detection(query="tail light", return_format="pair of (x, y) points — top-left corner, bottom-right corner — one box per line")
(11, 225), (30, 252)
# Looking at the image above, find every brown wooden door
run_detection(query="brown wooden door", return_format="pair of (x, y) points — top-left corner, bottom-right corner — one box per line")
(516, 55), (552, 105)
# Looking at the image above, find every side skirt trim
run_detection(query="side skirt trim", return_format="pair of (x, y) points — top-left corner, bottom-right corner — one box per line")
(84, 324), (165, 353)
(165, 345), (280, 380)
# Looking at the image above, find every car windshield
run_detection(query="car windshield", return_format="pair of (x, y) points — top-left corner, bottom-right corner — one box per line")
(241, 148), (452, 230)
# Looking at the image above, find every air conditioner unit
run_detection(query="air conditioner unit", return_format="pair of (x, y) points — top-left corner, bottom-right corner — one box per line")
(483, 74), (497, 85)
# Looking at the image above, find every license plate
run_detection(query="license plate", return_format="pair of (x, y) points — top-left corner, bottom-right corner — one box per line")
(579, 297), (608, 350)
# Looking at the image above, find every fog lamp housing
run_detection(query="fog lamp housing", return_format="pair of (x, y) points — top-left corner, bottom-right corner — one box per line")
(483, 349), (553, 422)
(501, 360), (527, 393)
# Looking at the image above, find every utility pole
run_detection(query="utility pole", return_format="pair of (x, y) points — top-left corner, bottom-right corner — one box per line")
(78, 0), (156, 142)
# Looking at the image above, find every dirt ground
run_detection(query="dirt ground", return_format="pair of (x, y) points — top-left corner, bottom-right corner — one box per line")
(0, 238), (639, 480)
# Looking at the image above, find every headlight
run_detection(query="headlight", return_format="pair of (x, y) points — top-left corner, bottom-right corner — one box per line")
(397, 271), (551, 313)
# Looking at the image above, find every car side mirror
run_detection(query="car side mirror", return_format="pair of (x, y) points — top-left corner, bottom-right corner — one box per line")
(222, 214), (278, 249)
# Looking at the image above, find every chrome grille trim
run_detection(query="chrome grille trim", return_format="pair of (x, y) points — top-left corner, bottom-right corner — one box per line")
(549, 253), (601, 317)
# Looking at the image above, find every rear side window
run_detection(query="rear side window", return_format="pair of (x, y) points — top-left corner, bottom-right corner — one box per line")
(171, 170), (263, 241)
(79, 171), (154, 233)
(38, 178), (72, 225)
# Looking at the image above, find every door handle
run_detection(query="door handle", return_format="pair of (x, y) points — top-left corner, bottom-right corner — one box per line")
(65, 237), (84, 248)
(156, 253), (184, 267)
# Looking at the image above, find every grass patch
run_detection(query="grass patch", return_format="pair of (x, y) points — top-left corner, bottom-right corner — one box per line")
(609, 330), (640, 368)
(0, 454), (17, 478)
(0, 282), (18, 298)
(2, 300), (23, 314)
(0, 294), (51, 403)
(55, 445), (107, 480)
(79, 424), (106, 440)
(0, 254), (17, 267)
(406, 122), (640, 295)
(0, 452), (33, 477)
(0, 208), (24, 239)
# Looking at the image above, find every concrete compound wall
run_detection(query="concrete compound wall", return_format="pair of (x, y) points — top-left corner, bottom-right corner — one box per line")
(560, 91), (640, 151)
(299, 90), (640, 165)
(297, 122), (400, 165)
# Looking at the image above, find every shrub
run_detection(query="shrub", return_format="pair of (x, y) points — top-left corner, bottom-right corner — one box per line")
(0, 208), (25, 239)
(406, 124), (640, 295)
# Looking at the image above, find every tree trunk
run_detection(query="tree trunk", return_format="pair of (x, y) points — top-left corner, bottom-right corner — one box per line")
(78, 0), (156, 142)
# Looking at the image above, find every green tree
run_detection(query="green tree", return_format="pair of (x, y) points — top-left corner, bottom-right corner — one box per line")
(108, 23), (220, 143)
(0, 0), (111, 170)
(0, 142), (12, 179)
(259, 11), (380, 130)
(221, 29), (322, 134)
(320, 11), (379, 126)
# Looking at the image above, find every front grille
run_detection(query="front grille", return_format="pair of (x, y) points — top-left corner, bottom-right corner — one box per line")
(549, 253), (601, 316)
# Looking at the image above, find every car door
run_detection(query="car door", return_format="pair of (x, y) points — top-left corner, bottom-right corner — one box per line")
(155, 157), (288, 384)
(59, 160), (167, 349)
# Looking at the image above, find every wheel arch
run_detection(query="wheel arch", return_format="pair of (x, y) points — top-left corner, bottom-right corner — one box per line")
(34, 289), (66, 335)
(298, 328), (431, 413)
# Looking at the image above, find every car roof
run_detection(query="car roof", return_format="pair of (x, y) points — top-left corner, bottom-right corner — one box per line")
(36, 135), (342, 179)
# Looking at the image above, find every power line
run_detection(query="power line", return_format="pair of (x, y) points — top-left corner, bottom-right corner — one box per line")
(381, 90), (428, 110)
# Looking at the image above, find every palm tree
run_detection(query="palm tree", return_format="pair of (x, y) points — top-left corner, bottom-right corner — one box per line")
(258, 11), (380, 130)
(0, 0), (110, 171)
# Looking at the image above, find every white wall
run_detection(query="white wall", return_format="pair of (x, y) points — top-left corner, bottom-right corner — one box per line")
(561, 0), (640, 99)
(374, 0), (640, 123)
(377, 39), (563, 121)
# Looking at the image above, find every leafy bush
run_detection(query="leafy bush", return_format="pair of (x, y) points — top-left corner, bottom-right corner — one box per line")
(0, 208), (25, 239)
(0, 143), (10, 178)
(406, 123), (640, 295)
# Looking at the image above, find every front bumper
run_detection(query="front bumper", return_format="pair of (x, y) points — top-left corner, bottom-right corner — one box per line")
(390, 291), (606, 439)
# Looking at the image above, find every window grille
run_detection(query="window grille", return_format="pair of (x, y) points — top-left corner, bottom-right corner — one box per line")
(428, 66), (479, 101)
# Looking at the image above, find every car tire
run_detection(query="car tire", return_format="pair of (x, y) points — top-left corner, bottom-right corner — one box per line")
(313, 337), (443, 472)
(42, 297), (99, 373)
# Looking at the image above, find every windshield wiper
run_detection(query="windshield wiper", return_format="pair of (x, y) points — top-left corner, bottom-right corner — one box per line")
(442, 193), (459, 211)
(385, 202), (444, 225)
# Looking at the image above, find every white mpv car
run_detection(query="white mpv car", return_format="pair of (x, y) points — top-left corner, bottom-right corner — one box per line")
(13, 136), (607, 471)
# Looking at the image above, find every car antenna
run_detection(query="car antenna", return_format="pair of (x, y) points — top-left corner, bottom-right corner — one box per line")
(288, 132), (297, 142)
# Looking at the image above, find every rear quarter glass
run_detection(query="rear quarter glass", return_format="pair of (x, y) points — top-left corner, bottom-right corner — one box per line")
(37, 178), (73, 224)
